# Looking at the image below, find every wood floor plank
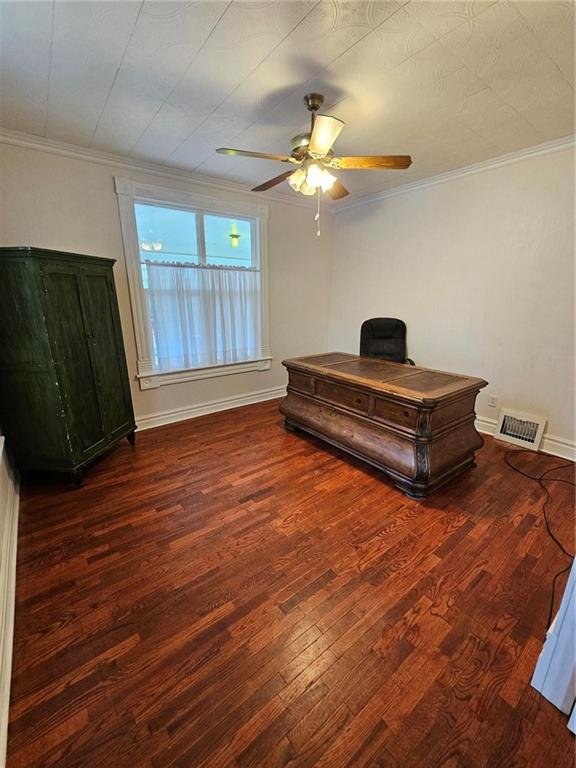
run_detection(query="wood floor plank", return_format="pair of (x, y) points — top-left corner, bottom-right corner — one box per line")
(8, 399), (575, 767)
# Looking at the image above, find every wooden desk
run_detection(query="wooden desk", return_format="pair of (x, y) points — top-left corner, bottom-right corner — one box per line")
(280, 353), (487, 498)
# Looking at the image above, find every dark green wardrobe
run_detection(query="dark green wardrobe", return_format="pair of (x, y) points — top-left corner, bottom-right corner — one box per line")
(0, 247), (136, 482)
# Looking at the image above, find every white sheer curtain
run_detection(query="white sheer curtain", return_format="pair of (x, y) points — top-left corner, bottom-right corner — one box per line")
(145, 263), (262, 372)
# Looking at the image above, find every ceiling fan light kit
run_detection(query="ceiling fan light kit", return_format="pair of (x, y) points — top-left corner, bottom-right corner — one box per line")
(288, 161), (337, 195)
(216, 93), (413, 231)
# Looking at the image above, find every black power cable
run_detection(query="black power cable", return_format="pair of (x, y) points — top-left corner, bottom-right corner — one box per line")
(504, 448), (575, 633)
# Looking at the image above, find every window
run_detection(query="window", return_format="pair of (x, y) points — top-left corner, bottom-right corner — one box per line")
(115, 178), (270, 390)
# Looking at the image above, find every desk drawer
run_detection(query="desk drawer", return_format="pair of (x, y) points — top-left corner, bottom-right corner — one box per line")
(373, 397), (418, 430)
(315, 380), (369, 414)
(288, 371), (314, 394)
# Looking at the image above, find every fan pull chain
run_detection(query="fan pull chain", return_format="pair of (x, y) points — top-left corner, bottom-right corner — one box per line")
(315, 187), (321, 237)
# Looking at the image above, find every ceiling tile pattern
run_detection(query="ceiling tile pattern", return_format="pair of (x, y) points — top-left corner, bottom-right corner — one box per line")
(0, 0), (573, 198)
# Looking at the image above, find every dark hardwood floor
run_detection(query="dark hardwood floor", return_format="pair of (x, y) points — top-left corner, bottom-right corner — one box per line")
(8, 400), (575, 767)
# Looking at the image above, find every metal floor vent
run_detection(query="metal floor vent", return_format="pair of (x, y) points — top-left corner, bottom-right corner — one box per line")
(495, 408), (547, 451)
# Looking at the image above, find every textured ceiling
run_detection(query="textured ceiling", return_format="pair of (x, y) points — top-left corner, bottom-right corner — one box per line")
(0, 0), (574, 199)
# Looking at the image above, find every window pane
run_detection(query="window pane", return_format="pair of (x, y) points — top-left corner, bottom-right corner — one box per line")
(204, 215), (252, 267)
(134, 203), (198, 264)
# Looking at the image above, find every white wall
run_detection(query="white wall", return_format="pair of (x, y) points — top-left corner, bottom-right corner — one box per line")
(1, 138), (573, 451)
(0, 141), (331, 424)
(328, 146), (575, 447)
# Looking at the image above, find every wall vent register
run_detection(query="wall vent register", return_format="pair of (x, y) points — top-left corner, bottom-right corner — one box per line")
(496, 409), (547, 450)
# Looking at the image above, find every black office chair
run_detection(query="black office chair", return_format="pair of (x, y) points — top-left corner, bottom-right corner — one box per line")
(360, 318), (415, 365)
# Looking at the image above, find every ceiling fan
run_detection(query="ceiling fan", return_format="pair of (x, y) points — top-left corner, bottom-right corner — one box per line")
(216, 93), (412, 200)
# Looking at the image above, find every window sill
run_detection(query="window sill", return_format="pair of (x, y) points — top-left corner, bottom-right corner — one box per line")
(137, 357), (272, 390)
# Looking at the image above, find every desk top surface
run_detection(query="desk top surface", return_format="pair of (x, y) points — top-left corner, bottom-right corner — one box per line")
(283, 353), (487, 404)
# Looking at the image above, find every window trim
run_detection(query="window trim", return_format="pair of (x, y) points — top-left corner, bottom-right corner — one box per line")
(115, 176), (271, 390)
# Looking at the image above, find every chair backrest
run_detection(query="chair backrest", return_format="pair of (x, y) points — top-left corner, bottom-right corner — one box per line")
(360, 318), (407, 363)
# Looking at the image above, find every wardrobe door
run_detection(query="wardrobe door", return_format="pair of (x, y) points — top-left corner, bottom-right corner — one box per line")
(41, 262), (107, 462)
(0, 257), (71, 469)
(81, 264), (134, 440)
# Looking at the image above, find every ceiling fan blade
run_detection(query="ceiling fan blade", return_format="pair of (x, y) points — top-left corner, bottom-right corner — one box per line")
(308, 115), (345, 157)
(217, 148), (292, 162)
(252, 170), (294, 192)
(329, 179), (349, 200)
(331, 155), (412, 169)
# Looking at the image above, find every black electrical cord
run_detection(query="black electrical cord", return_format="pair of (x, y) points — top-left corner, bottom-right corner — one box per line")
(504, 448), (575, 633)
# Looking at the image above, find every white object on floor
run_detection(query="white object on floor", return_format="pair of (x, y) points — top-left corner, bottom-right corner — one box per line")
(531, 558), (576, 731)
(0, 436), (20, 768)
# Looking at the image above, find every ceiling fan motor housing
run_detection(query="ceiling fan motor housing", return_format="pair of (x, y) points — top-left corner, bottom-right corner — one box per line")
(291, 133), (310, 150)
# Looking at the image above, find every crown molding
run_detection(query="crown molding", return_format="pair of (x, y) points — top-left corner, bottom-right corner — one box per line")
(2, 127), (573, 216)
(334, 135), (576, 214)
(0, 127), (318, 210)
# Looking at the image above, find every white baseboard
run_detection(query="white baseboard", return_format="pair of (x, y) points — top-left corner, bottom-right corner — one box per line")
(0, 438), (19, 768)
(476, 416), (576, 461)
(137, 385), (287, 431)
